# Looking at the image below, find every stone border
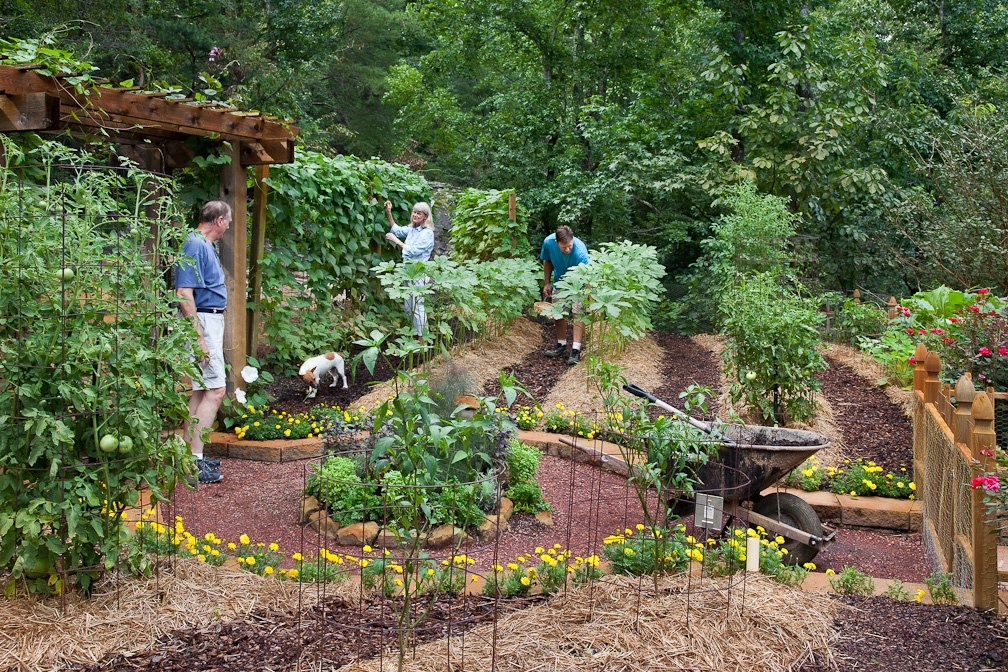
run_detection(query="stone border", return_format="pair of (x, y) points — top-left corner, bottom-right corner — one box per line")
(205, 431), (323, 462)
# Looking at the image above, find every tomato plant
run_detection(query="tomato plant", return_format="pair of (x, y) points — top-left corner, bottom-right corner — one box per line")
(0, 137), (197, 594)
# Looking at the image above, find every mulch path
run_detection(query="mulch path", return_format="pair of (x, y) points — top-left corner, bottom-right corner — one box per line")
(128, 331), (1006, 672)
(820, 354), (914, 470)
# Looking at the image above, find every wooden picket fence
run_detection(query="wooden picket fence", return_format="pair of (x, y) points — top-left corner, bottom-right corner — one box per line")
(911, 343), (999, 609)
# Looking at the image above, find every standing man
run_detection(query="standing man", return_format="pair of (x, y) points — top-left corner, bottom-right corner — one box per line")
(175, 201), (230, 484)
(384, 200), (436, 341)
(540, 225), (590, 365)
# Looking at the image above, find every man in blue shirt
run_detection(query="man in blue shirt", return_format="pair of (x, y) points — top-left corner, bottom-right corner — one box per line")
(540, 225), (590, 365)
(175, 201), (230, 484)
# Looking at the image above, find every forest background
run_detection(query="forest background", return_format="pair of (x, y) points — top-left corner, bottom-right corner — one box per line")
(4, 0), (1008, 310)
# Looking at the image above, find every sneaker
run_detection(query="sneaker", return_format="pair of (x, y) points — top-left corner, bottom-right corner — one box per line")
(566, 349), (582, 366)
(544, 343), (566, 358)
(203, 457), (221, 469)
(196, 458), (224, 484)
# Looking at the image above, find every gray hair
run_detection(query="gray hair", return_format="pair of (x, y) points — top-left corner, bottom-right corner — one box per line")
(412, 202), (434, 229)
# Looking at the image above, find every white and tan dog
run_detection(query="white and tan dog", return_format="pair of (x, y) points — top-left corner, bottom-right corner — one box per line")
(299, 352), (348, 399)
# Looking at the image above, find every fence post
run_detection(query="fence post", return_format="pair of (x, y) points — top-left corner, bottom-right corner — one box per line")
(853, 288), (861, 304)
(953, 374), (975, 446)
(887, 296), (898, 319)
(924, 350), (941, 405)
(970, 391), (998, 611)
(913, 343), (928, 393)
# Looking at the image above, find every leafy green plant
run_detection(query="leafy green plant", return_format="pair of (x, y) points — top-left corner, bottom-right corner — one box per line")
(306, 456), (381, 526)
(828, 565), (876, 596)
(449, 188), (530, 261)
(925, 571), (959, 605)
(544, 241), (666, 357)
(884, 579), (911, 601)
(830, 296), (888, 345)
(721, 273), (826, 423)
(0, 137), (197, 594)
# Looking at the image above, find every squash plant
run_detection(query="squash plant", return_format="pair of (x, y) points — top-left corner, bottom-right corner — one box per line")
(0, 138), (197, 594)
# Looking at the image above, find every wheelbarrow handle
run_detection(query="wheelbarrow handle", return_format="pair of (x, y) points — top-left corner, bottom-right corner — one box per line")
(623, 382), (733, 444)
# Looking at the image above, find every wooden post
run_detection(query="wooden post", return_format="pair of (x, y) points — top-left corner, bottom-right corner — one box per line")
(218, 142), (248, 401)
(970, 392), (998, 611)
(247, 165), (268, 359)
(924, 350), (941, 405)
(508, 191), (516, 221)
(852, 288), (861, 304)
(912, 343), (928, 393)
(953, 373), (975, 447)
(887, 296), (898, 320)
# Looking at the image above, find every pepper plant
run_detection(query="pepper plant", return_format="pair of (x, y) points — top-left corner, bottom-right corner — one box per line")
(0, 137), (198, 594)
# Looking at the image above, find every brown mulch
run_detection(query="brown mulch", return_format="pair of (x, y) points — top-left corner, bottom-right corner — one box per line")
(819, 353), (914, 471)
(10, 327), (1007, 672)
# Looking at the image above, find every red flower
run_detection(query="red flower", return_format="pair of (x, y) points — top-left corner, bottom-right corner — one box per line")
(949, 317), (960, 323)
(979, 347), (992, 357)
(977, 288), (990, 295)
(969, 305), (981, 313)
(999, 346), (1008, 356)
(905, 328), (915, 335)
(930, 328), (945, 335)
(971, 475), (1000, 492)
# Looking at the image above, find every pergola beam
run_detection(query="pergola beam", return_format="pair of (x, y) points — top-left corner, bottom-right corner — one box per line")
(0, 92), (60, 131)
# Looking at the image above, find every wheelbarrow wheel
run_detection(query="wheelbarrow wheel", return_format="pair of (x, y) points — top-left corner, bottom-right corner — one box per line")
(752, 492), (823, 566)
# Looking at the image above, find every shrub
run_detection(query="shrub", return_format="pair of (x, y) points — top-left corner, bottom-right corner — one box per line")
(449, 188), (530, 261)
(307, 456), (381, 526)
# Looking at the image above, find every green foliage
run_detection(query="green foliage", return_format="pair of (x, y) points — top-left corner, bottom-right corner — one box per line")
(721, 273), (826, 423)
(449, 188), (530, 261)
(828, 565), (876, 596)
(0, 137), (197, 593)
(306, 456), (380, 527)
(544, 241), (666, 356)
(373, 255), (540, 348)
(828, 296), (888, 345)
(231, 405), (333, 441)
(505, 440), (542, 485)
(512, 404), (542, 430)
(883, 578), (911, 602)
(924, 571), (959, 605)
(256, 150), (432, 368)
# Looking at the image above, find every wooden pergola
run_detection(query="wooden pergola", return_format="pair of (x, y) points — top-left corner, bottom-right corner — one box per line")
(0, 63), (297, 397)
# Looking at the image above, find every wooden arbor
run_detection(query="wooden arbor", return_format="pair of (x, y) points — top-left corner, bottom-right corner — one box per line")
(0, 64), (297, 397)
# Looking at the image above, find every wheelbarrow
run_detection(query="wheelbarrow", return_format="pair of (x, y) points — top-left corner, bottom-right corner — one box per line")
(624, 383), (836, 564)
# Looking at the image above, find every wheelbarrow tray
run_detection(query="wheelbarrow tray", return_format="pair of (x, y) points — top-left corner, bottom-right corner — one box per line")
(693, 423), (830, 504)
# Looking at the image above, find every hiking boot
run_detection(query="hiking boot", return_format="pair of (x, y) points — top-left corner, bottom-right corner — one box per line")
(196, 458), (223, 484)
(544, 343), (566, 358)
(566, 349), (582, 366)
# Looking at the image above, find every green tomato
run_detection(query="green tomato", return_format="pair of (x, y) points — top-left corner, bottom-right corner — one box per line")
(745, 370), (757, 381)
(118, 436), (134, 453)
(99, 434), (119, 453)
(59, 267), (74, 281)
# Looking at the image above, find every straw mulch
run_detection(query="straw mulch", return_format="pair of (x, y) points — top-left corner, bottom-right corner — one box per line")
(350, 317), (544, 410)
(540, 333), (667, 416)
(0, 559), (330, 672)
(342, 574), (838, 672)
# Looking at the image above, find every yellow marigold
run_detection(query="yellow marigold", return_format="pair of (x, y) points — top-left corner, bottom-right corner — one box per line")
(239, 534), (250, 546)
(520, 576), (531, 587)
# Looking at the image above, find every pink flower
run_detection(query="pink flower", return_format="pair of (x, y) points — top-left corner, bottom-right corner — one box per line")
(905, 328), (915, 335)
(949, 317), (960, 323)
(999, 346), (1008, 356)
(908, 356), (916, 364)
(917, 329), (926, 335)
(977, 288), (990, 295)
(969, 305), (981, 313)
(979, 347), (992, 357)
(980, 449), (994, 457)
(971, 475), (1000, 492)
(930, 328), (945, 335)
